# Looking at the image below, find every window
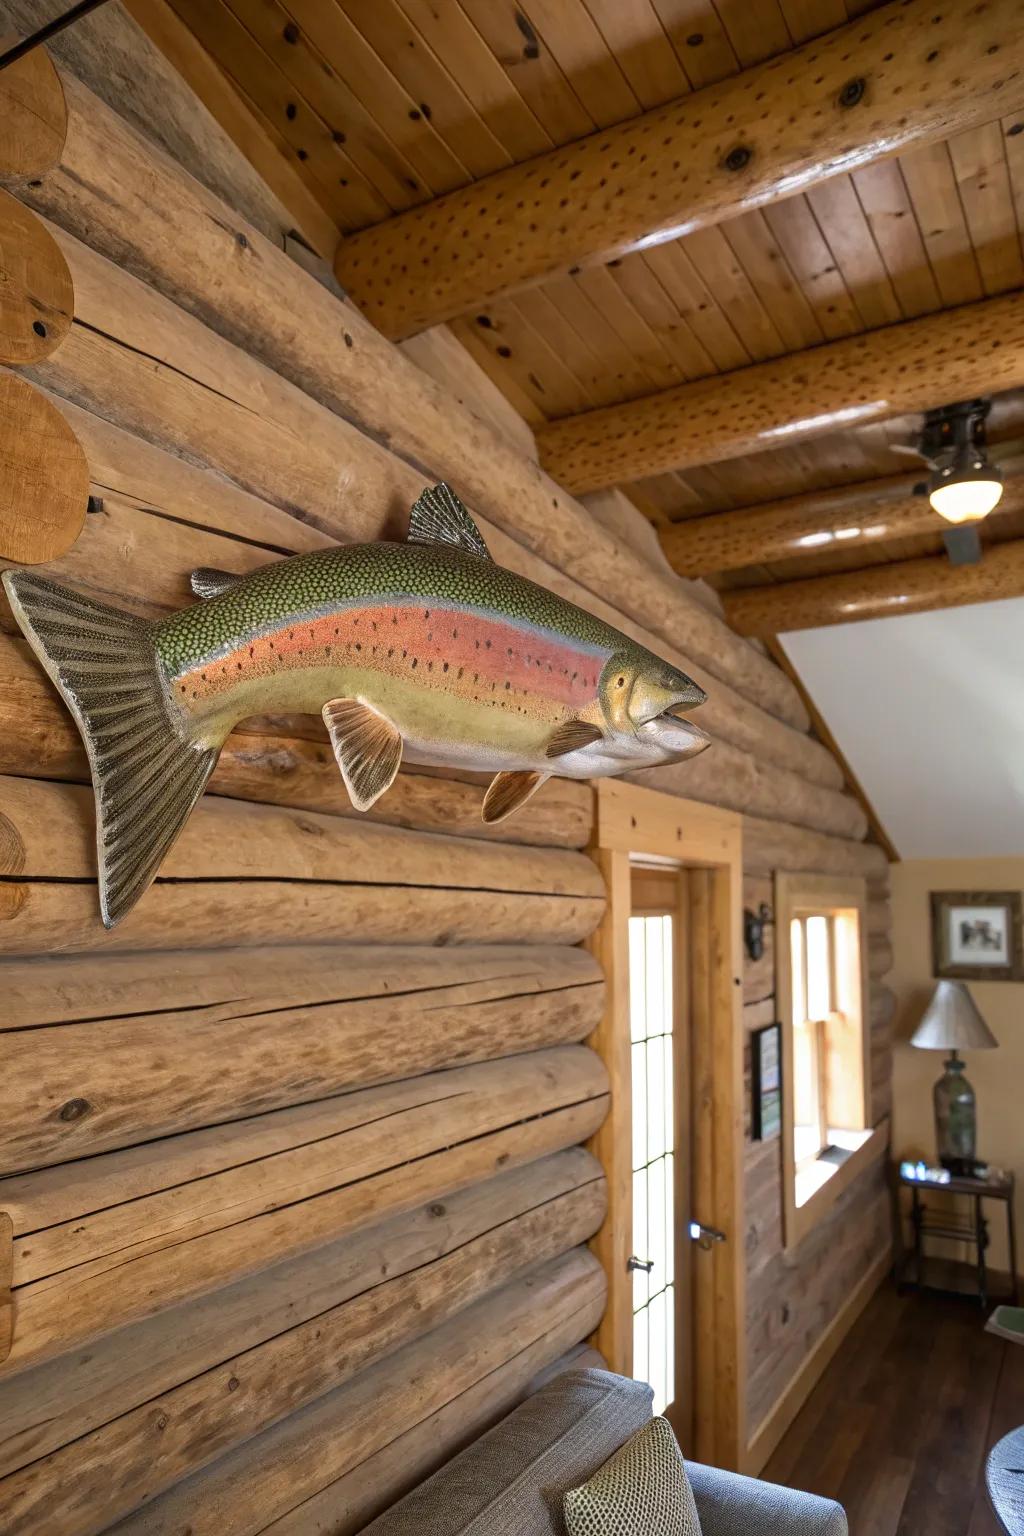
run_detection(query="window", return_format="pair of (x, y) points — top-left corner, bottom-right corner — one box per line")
(776, 874), (882, 1246)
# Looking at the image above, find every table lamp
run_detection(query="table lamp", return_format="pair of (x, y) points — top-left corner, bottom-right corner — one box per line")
(910, 980), (998, 1171)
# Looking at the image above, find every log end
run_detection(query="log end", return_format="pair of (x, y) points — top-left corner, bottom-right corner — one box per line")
(0, 373), (89, 563)
(0, 44), (67, 181)
(0, 190), (74, 364)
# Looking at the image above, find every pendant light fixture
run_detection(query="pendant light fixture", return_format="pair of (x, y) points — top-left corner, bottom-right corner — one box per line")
(920, 399), (1004, 525)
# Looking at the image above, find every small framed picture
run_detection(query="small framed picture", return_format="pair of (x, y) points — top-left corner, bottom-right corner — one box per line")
(931, 891), (1024, 982)
(752, 1021), (782, 1141)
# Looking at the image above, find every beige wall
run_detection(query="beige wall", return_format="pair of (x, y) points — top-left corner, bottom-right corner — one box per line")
(890, 857), (1024, 1276)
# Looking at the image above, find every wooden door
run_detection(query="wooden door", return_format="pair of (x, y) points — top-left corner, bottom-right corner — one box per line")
(629, 866), (694, 1448)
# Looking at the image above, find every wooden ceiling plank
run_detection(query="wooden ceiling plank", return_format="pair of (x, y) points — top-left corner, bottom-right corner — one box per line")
(164, 0), (387, 229)
(897, 138), (984, 308)
(948, 120), (1024, 297)
(509, 287), (611, 408)
(223, 0), (435, 210)
(282, 0), (474, 198)
(515, 0), (642, 127)
(805, 175), (903, 330)
(581, 0), (692, 107)
(675, 225), (788, 360)
(850, 159), (943, 319)
(445, 314), (546, 427)
(711, 0), (792, 65)
(606, 252), (716, 379)
(719, 209), (824, 351)
(335, 0), (512, 179)
(761, 197), (863, 340)
(776, 0), (847, 44)
(535, 290), (1024, 492)
(335, 0), (1024, 337)
(573, 264), (689, 392)
(448, 298), (591, 419)
(640, 242), (751, 371)
(393, 0), (554, 161)
(722, 537), (1024, 635)
(533, 274), (659, 402)
(455, 0), (596, 144)
(649, 0), (739, 88)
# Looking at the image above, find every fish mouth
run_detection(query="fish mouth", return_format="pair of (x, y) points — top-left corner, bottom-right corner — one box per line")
(638, 711), (712, 761)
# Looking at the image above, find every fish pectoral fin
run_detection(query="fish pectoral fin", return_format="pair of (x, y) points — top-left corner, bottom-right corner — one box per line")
(407, 482), (491, 560)
(545, 719), (604, 759)
(190, 567), (243, 600)
(481, 770), (550, 825)
(322, 698), (403, 812)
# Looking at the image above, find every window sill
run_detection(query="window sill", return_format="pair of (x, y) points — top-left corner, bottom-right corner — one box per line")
(785, 1119), (890, 1251)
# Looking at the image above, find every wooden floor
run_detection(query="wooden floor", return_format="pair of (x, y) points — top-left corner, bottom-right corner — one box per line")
(762, 1282), (1024, 1535)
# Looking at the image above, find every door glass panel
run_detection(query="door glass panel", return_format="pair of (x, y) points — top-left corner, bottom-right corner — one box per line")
(629, 911), (675, 1414)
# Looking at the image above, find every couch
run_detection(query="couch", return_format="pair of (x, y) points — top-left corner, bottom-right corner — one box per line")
(362, 1366), (848, 1534)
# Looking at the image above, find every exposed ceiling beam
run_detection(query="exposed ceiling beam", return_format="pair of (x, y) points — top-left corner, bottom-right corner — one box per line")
(333, 0), (1023, 340)
(722, 538), (1024, 637)
(537, 292), (1024, 494)
(660, 462), (1024, 577)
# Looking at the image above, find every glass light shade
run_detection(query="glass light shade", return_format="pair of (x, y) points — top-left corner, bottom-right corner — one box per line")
(928, 467), (1004, 524)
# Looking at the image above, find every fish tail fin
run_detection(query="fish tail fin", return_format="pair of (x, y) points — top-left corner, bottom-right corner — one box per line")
(3, 571), (218, 929)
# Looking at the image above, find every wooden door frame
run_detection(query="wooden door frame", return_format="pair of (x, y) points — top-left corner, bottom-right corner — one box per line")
(586, 780), (746, 1470)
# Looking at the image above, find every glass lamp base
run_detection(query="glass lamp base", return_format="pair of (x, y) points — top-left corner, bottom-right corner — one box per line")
(934, 1052), (976, 1167)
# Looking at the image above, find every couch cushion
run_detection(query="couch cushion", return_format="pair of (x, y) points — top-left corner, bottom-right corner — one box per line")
(361, 1368), (654, 1536)
(564, 1416), (702, 1535)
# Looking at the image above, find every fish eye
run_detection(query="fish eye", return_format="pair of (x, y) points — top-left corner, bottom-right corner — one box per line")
(616, 675), (625, 687)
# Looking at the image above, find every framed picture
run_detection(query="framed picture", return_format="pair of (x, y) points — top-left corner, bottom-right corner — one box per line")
(931, 890), (1024, 982)
(752, 1021), (782, 1141)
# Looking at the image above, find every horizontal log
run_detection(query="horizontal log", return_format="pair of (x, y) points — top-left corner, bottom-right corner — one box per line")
(0, 632), (594, 850)
(630, 741), (867, 841)
(0, 190), (73, 365)
(0, 372), (87, 564)
(102, 1248), (606, 1536)
(660, 473), (1023, 577)
(0, 776), (605, 954)
(0, 1152), (598, 1480)
(0, 1046), (607, 1376)
(0, 41), (66, 179)
(742, 813), (890, 884)
(537, 293), (1024, 493)
(723, 537), (1024, 636)
(271, 1344), (606, 1536)
(332, 0), (1023, 337)
(3, 76), (809, 730)
(0, 941), (602, 1168)
(0, 1152), (605, 1533)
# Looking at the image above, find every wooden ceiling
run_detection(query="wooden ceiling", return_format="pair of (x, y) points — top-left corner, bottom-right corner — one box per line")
(158, 0), (1024, 614)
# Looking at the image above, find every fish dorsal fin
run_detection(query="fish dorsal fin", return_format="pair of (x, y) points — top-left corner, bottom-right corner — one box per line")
(408, 482), (491, 560)
(190, 567), (242, 600)
(322, 698), (403, 812)
(482, 770), (549, 825)
(546, 719), (604, 759)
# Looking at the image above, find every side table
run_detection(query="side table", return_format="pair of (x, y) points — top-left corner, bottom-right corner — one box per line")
(897, 1165), (1018, 1309)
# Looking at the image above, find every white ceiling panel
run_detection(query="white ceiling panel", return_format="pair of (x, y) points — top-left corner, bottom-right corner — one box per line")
(781, 597), (1024, 860)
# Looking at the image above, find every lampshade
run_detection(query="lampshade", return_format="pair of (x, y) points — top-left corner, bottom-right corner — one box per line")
(909, 980), (999, 1052)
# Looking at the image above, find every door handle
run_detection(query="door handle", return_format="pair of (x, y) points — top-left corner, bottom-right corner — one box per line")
(627, 1256), (655, 1273)
(689, 1221), (726, 1251)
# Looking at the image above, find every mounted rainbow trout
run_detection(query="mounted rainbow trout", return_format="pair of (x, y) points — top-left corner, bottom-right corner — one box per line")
(3, 484), (710, 928)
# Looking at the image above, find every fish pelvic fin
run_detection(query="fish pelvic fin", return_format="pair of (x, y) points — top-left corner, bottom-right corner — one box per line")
(2, 570), (218, 930)
(322, 698), (403, 812)
(481, 770), (550, 824)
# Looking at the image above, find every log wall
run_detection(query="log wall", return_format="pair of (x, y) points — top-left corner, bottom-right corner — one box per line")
(0, 3), (894, 1526)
